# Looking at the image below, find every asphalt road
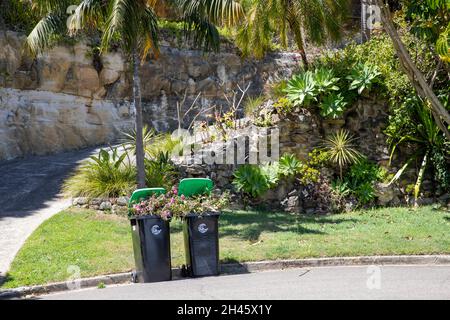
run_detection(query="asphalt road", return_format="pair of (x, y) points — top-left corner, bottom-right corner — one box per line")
(40, 265), (450, 300)
(0, 147), (98, 278)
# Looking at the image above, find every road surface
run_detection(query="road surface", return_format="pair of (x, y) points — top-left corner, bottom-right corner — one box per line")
(0, 148), (98, 280)
(41, 265), (450, 300)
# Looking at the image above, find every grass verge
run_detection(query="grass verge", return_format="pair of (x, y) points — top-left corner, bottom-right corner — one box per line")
(2, 206), (449, 288)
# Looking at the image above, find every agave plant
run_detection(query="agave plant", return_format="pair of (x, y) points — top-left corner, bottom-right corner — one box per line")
(323, 129), (363, 179)
(278, 153), (302, 178)
(285, 71), (317, 107)
(313, 67), (340, 96)
(320, 93), (348, 119)
(347, 63), (381, 95)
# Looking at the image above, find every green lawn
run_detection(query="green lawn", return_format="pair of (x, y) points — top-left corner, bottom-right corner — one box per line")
(2, 206), (449, 288)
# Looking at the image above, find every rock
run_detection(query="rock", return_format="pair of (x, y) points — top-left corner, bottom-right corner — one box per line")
(100, 68), (120, 85)
(100, 201), (112, 211)
(197, 77), (217, 96)
(117, 196), (129, 206)
(281, 195), (300, 213)
(73, 197), (89, 206)
(89, 198), (103, 206)
(375, 182), (396, 206)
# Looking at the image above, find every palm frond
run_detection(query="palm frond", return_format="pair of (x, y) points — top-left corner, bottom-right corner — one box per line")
(26, 13), (67, 55)
(68, 0), (106, 34)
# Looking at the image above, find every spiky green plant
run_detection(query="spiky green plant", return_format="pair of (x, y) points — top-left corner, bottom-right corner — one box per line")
(121, 125), (156, 156)
(285, 71), (317, 107)
(278, 153), (302, 178)
(347, 63), (381, 94)
(63, 147), (136, 198)
(144, 151), (178, 189)
(323, 129), (363, 179)
(244, 95), (265, 116)
(387, 100), (448, 206)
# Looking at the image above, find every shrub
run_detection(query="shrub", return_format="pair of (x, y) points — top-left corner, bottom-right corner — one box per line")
(307, 149), (330, 168)
(273, 97), (294, 115)
(297, 164), (321, 185)
(63, 148), (136, 198)
(254, 109), (274, 127)
(313, 67), (340, 96)
(144, 151), (178, 190)
(336, 158), (387, 206)
(232, 165), (272, 199)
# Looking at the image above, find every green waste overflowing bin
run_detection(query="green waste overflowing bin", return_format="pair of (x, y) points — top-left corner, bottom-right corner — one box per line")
(129, 188), (172, 283)
(178, 178), (220, 278)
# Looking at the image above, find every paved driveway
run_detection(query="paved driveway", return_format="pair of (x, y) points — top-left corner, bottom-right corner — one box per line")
(41, 265), (450, 300)
(0, 148), (98, 281)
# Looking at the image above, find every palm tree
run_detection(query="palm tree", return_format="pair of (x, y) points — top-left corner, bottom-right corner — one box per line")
(236, 0), (350, 67)
(26, 0), (243, 188)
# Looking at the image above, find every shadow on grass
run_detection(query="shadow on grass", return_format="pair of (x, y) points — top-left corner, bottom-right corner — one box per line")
(0, 273), (12, 288)
(218, 210), (358, 242)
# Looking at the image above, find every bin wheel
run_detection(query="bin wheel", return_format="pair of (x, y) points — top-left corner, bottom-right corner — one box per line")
(181, 265), (188, 278)
(131, 271), (138, 283)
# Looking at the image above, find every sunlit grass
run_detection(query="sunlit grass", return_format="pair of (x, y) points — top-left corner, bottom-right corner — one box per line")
(2, 206), (449, 288)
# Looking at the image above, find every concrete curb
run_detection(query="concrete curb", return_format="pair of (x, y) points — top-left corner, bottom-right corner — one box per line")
(1, 254), (449, 299)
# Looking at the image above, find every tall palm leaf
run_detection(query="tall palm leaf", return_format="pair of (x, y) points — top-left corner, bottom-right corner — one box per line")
(236, 0), (350, 67)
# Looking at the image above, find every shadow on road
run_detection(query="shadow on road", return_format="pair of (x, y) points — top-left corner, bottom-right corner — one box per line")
(0, 147), (99, 220)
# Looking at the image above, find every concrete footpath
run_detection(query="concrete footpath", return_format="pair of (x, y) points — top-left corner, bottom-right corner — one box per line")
(40, 265), (450, 300)
(0, 148), (98, 280)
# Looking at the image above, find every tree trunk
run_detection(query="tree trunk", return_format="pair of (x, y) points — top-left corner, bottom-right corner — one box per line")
(132, 49), (146, 188)
(374, 0), (450, 140)
(288, 12), (308, 69)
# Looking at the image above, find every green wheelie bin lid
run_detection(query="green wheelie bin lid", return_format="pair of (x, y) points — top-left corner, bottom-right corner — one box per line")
(178, 178), (213, 198)
(128, 188), (166, 208)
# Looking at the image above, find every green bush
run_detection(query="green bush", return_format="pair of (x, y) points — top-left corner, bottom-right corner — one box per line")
(144, 151), (178, 190)
(1, 0), (41, 33)
(336, 158), (386, 206)
(63, 148), (136, 198)
(232, 164), (272, 198)
(273, 97), (294, 115)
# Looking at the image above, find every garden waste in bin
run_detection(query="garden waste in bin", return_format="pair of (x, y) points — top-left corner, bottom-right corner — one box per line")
(178, 178), (220, 277)
(129, 187), (172, 283)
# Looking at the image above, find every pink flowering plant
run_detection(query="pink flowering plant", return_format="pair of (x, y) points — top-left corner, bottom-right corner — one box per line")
(130, 187), (229, 220)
